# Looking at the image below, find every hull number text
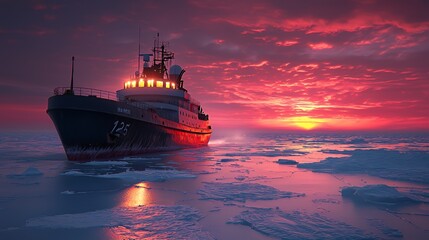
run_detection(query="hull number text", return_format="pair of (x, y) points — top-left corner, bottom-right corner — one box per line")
(111, 121), (131, 136)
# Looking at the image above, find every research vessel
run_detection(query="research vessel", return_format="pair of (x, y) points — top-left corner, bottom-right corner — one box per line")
(47, 36), (212, 160)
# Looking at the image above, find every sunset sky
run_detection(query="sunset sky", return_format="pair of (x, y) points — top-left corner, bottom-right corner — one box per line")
(1, 0), (428, 131)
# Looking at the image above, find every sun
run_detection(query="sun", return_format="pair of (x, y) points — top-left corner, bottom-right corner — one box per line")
(294, 121), (318, 130)
(258, 116), (326, 130)
(289, 116), (324, 130)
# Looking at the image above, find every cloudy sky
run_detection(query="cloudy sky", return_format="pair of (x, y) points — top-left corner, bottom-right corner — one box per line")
(1, 0), (428, 131)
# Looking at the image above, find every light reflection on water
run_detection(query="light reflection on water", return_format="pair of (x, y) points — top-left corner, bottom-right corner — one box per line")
(0, 131), (429, 239)
(121, 182), (152, 207)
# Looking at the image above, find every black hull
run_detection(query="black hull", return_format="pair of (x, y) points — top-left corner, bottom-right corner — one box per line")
(47, 94), (211, 160)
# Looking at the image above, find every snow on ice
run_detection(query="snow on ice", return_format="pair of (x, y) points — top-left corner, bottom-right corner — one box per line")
(227, 207), (375, 239)
(7, 167), (43, 178)
(120, 156), (161, 161)
(79, 161), (129, 166)
(61, 169), (196, 183)
(298, 149), (429, 184)
(26, 205), (215, 239)
(341, 184), (429, 205)
(223, 149), (306, 157)
(96, 169), (196, 183)
(367, 218), (403, 238)
(61, 170), (85, 176)
(60, 190), (75, 195)
(198, 182), (304, 202)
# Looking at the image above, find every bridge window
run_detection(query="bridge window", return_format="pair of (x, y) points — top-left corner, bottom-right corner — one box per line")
(147, 79), (154, 87)
(124, 81), (131, 89)
(166, 82), (170, 88)
(138, 79), (144, 87)
(156, 81), (163, 88)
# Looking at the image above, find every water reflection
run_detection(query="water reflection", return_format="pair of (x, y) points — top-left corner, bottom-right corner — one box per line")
(121, 182), (151, 207)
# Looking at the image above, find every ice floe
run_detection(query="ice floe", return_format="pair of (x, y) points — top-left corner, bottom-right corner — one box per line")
(80, 161), (129, 166)
(60, 190), (75, 195)
(208, 206), (221, 212)
(367, 218), (403, 238)
(61, 169), (196, 183)
(96, 169), (196, 183)
(345, 138), (368, 144)
(341, 184), (429, 205)
(228, 207), (375, 239)
(405, 189), (429, 203)
(276, 159), (298, 165)
(26, 205), (215, 239)
(120, 156), (161, 161)
(61, 170), (85, 176)
(223, 149), (306, 157)
(7, 167), (43, 178)
(311, 198), (340, 204)
(198, 182), (304, 202)
(218, 158), (238, 163)
(298, 149), (429, 184)
(234, 175), (247, 181)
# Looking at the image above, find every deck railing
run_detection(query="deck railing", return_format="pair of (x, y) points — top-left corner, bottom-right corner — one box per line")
(53, 87), (118, 101)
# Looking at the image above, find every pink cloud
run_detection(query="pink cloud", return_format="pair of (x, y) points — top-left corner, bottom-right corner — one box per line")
(275, 40), (299, 47)
(308, 42), (333, 50)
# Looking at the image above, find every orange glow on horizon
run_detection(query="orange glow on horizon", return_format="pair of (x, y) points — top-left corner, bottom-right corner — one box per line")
(290, 117), (324, 130)
(255, 116), (401, 131)
(257, 116), (326, 130)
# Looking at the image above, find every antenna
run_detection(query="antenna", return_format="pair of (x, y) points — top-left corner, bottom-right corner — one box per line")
(153, 32), (160, 66)
(137, 26), (141, 76)
(70, 56), (75, 93)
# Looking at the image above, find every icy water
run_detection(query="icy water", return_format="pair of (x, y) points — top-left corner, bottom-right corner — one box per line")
(1, 131), (429, 239)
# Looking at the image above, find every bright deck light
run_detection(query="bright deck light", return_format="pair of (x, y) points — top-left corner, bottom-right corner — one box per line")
(147, 79), (154, 87)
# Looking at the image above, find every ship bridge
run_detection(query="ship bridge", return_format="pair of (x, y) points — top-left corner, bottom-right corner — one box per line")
(116, 35), (208, 126)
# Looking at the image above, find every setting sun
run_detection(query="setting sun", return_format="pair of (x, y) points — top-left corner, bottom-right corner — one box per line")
(287, 116), (325, 130)
(290, 117), (321, 130)
(258, 116), (327, 130)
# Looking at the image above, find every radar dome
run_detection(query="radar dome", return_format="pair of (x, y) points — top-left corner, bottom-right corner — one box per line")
(169, 65), (183, 76)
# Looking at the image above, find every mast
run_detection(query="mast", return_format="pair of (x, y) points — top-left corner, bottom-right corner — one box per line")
(137, 26), (141, 76)
(144, 33), (174, 79)
(70, 56), (75, 93)
(161, 44), (165, 77)
(153, 33), (159, 66)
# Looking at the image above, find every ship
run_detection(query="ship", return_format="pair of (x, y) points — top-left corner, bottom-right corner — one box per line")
(47, 35), (212, 161)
